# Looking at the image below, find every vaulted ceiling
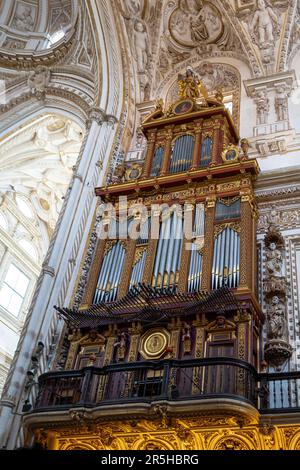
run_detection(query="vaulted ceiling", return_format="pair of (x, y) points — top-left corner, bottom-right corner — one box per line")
(0, 0), (77, 51)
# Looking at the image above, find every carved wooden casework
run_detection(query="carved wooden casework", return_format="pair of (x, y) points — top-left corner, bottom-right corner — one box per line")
(27, 68), (270, 451)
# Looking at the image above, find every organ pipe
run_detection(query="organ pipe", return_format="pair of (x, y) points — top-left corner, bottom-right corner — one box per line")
(130, 250), (147, 289)
(188, 244), (203, 293)
(200, 136), (213, 167)
(211, 227), (240, 289)
(169, 135), (194, 174)
(151, 146), (164, 177)
(152, 210), (183, 289)
(93, 241), (126, 303)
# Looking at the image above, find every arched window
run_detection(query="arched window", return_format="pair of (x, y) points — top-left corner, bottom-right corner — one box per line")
(0, 264), (30, 316)
(200, 136), (213, 167)
(151, 146), (164, 177)
(169, 135), (194, 174)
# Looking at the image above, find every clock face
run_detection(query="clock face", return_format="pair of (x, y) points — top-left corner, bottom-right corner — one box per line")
(139, 329), (170, 359)
(173, 99), (193, 115)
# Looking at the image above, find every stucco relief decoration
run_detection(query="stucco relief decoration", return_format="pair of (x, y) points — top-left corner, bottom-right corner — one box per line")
(239, 0), (285, 72)
(120, 0), (160, 101)
(169, 0), (224, 47)
(28, 66), (51, 99)
(11, 1), (36, 32)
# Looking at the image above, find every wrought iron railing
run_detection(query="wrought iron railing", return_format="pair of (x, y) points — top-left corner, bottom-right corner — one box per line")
(34, 358), (257, 410)
(259, 371), (300, 412)
(32, 358), (300, 413)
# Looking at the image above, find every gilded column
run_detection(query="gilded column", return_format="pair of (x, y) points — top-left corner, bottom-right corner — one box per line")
(118, 240), (136, 298)
(142, 239), (158, 285)
(142, 130), (157, 178)
(201, 198), (216, 291)
(178, 239), (191, 293)
(83, 238), (107, 305)
(239, 195), (254, 290)
(191, 124), (202, 169)
(47, 432), (59, 450)
(192, 319), (206, 395)
(160, 127), (173, 176)
(212, 119), (223, 165)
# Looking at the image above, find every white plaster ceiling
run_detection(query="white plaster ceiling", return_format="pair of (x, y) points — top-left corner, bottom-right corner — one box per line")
(0, 0), (78, 51)
(0, 114), (84, 234)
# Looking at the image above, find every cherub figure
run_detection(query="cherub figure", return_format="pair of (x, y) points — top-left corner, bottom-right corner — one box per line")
(133, 20), (150, 73)
(250, 0), (279, 47)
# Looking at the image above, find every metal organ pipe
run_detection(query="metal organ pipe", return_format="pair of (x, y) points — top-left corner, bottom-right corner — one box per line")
(165, 212), (176, 285)
(151, 147), (164, 177)
(94, 248), (110, 303)
(211, 228), (240, 290)
(171, 212), (183, 285)
(130, 250), (147, 289)
(158, 215), (171, 287)
(229, 226), (235, 288)
(107, 242), (122, 301)
(152, 211), (183, 289)
(93, 241), (126, 303)
(236, 233), (240, 285)
(169, 135), (194, 174)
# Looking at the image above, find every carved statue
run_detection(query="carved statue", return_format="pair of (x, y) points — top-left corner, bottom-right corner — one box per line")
(267, 296), (286, 339)
(266, 241), (282, 277)
(133, 20), (150, 73)
(275, 87), (288, 122)
(181, 322), (192, 353)
(114, 163), (126, 183)
(250, 0), (279, 47)
(254, 90), (269, 125)
(190, 9), (209, 43)
(177, 67), (208, 100)
(240, 138), (250, 157)
(114, 331), (128, 360)
(28, 66), (50, 95)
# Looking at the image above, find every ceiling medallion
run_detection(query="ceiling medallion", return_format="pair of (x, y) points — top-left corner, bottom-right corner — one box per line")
(169, 1), (224, 48)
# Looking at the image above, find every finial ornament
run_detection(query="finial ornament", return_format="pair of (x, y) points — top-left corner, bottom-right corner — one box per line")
(177, 67), (208, 101)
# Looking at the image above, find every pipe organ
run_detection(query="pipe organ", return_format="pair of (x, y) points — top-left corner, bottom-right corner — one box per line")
(152, 208), (183, 289)
(30, 70), (277, 452)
